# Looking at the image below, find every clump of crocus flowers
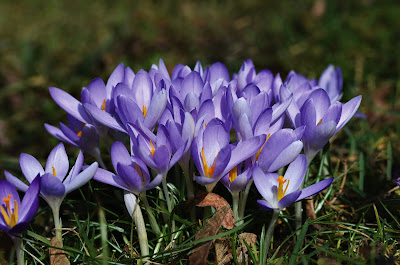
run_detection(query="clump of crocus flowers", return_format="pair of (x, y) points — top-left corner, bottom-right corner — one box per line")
(1, 59), (363, 264)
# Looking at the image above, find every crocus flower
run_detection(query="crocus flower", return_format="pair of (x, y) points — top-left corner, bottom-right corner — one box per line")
(0, 176), (40, 237)
(300, 88), (361, 163)
(253, 155), (333, 210)
(191, 118), (266, 192)
(5, 143), (98, 210)
(45, 114), (100, 160)
(93, 141), (162, 195)
(4, 143), (98, 242)
(318, 65), (343, 103)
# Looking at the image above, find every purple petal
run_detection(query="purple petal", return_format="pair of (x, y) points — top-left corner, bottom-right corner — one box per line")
(4, 170), (29, 192)
(132, 70), (153, 109)
(87, 78), (107, 108)
(238, 114), (253, 140)
(308, 89), (331, 122)
(18, 176), (40, 224)
(117, 163), (144, 194)
(197, 99), (215, 123)
(45, 143), (69, 181)
(268, 140), (303, 172)
(116, 94), (143, 127)
(253, 167), (278, 206)
(144, 89), (167, 130)
(153, 145), (171, 173)
(143, 173), (163, 191)
(106, 63), (125, 98)
(308, 120), (337, 151)
(84, 103), (127, 133)
(336, 95), (362, 133)
(169, 142), (186, 170)
(44, 123), (77, 147)
(202, 120), (229, 164)
(296, 178), (334, 201)
(93, 168), (127, 190)
(224, 135), (266, 175)
(64, 162), (99, 194)
(63, 151), (84, 185)
(321, 101), (342, 124)
(40, 173), (65, 198)
(257, 199), (275, 211)
(49, 87), (92, 123)
(0, 180), (21, 210)
(278, 190), (301, 209)
(111, 141), (132, 171)
(181, 71), (204, 99)
(283, 155), (307, 194)
(19, 153), (44, 183)
(212, 145), (231, 179)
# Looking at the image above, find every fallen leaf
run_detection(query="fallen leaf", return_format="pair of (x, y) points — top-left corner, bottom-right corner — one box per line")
(215, 238), (232, 265)
(191, 192), (235, 229)
(49, 237), (70, 265)
(189, 206), (230, 265)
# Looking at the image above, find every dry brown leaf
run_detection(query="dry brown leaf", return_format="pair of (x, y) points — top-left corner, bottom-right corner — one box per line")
(238, 233), (257, 252)
(215, 238), (232, 265)
(49, 237), (70, 265)
(193, 192), (235, 229)
(189, 206), (230, 265)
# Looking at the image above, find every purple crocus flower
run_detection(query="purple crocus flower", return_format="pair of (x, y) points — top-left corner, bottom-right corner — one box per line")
(253, 155), (333, 210)
(85, 70), (168, 134)
(0, 176), (40, 237)
(318, 65), (343, 103)
(93, 141), (162, 195)
(45, 114), (99, 159)
(300, 88), (361, 163)
(220, 158), (253, 194)
(191, 118), (266, 192)
(4, 143), (98, 211)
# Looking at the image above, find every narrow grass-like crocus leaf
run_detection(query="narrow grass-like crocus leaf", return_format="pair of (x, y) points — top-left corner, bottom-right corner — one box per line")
(373, 204), (384, 242)
(288, 219), (309, 265)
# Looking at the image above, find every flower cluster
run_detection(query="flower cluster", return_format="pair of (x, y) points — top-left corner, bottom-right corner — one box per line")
(1, 59), (362, 263)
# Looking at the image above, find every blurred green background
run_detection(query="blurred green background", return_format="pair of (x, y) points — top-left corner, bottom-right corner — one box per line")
(0, 0), (399, 187)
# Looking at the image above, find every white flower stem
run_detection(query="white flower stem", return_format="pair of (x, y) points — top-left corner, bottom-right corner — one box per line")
(140, 192), (161, 235)
(161, 173), (175, 232)
(50, 203), (63, 244)
(263, 209), (279, 263)
(12, 237), (24, 265)
(132, 203), (149, 257)
(239, 179), (253, 221)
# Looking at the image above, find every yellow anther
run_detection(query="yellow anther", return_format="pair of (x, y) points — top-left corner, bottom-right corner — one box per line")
(201, 148), (218, 178)
(77, 131), (82, 137)
(277, 175), (290, 201)
(135, 163), (142, 177)
(317, 119), (322, 126)
(142, 105), (147, 118)
(229, 166), (238, 183)
(256, 133), (271, 161)
(1, 195), (18, 228)
(150, 140), (156, 157)
(52, 166), (57, 177)
(101, 99), (106, 111)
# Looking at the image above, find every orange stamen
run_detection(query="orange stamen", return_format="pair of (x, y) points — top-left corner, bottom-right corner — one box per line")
(101, 99), (106, 111)
(229, 166), (238, 183)
(1, 195), (18, 227)
(142, 106), (147, 118)
(201, 148), (218, 178)
(52, 166), (57, 177)
(150, 141), (156, 157)
(317, 119), (322, 126)
(256, 133), (271, 161)
(277, 175), (290, 201)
